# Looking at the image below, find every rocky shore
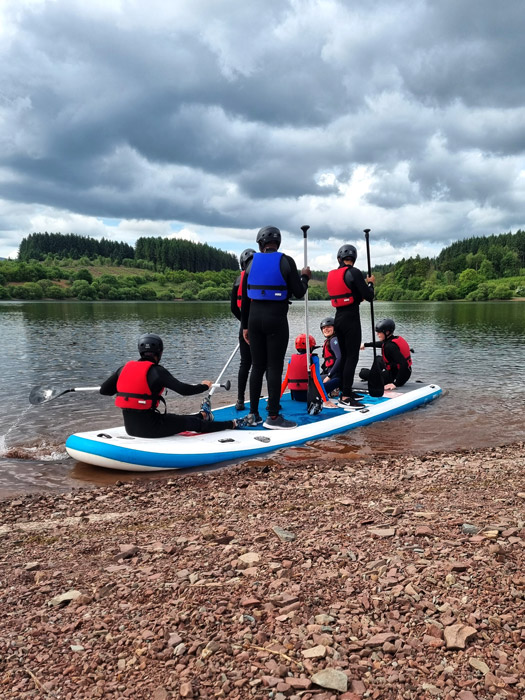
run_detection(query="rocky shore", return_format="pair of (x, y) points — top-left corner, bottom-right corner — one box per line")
(0, 442), (524, 700)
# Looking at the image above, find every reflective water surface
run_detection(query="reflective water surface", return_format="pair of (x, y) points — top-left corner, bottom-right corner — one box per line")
(0, 299), (524, 497)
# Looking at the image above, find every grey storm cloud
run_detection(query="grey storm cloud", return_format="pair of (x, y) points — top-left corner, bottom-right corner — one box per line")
(1, 0), (525, 259)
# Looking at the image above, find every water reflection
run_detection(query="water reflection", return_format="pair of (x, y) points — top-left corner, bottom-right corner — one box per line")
(1, 299), (524, 497)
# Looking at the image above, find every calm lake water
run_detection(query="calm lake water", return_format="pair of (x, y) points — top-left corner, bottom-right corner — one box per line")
(0, 299), (524, 497)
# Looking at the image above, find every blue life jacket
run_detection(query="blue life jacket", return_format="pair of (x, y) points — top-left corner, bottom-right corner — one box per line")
(247, 252), (288, 301)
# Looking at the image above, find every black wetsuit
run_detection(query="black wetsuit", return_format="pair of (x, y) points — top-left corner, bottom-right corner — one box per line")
(361, 337), (412, 387)
(241, 255), (308, 416)
(100, 360), (234, 438)
(333, 265), (374, 396)
(230, 276), (252, 403)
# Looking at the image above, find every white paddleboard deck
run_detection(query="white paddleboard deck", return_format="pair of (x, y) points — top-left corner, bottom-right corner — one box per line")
(65, 383), (441, 471)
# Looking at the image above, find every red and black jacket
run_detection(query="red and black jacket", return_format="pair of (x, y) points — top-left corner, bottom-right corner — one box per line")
(322, 338), (336, 372)
(115, 361), (164, 410)
(326, 267), (355, 308)
(382, 336), (412, 371)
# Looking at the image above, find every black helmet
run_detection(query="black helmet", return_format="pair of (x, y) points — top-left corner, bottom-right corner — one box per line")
(337, 244), (357, 263)
(320, 317), (335, 330)
(239, 248), (255, 271)
(256, 226), (281, 250)
(375, 318), (395, 335)
(138, 333), (163, 358)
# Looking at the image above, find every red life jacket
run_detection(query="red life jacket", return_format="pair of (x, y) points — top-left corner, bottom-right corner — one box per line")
(382, 336), (412, 371)
(326, 267), (355, 308)
(287, 354), (309, 391)
(115, 361), (163, 410)
(322, 338), (336, 370)
(236, 270), (246, 310)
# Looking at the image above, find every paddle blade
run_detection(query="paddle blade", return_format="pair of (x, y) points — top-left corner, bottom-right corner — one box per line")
(367, 358), (384, 398)
(29, 386), (66, 405)
(307, 376), (323, 414)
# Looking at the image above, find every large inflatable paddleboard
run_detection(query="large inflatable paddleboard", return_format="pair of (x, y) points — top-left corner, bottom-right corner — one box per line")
(65, 383), (441, 472)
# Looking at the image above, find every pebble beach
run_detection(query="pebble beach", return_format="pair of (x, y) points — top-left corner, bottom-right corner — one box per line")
(0, 442), (524, 699)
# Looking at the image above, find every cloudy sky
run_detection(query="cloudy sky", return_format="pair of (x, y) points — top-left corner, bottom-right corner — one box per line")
(1, 0), (524, 269)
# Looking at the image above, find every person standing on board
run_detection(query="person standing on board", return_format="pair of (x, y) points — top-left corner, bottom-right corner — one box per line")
(100, 333), (238, 437)
(230, 248), (255, 410)
(360, 318), (412, 389)
(326, 243), (375, 408)
(241, 226), (311, 429)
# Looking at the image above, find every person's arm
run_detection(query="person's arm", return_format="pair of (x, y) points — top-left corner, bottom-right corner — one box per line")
(280, 360), (291, 397)
(311, 355), (328, 401)
(230, 278), (241, 321)
(282, 255), (309, 299)
(362, 340), (381, 349)
(152, 365), (209, 396)
(240, 267), (251, 332)
(345, 267), (374, 302)
(99, 368), (122, 396)
(328, 338), (342, 377)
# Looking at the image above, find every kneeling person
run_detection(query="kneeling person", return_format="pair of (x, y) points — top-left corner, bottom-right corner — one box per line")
(100, 333), (238, 438)
(281, 334), (336, 408)
(360, 318), (412, 389)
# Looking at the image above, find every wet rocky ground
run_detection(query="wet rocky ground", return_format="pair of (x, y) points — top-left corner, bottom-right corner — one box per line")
(0, 442), (524, 699)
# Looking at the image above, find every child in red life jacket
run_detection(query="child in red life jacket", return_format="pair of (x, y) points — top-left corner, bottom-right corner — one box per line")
(359, 318), (412, 389)
(281, 334), (337, 407)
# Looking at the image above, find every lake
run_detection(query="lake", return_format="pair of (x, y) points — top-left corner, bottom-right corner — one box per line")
(0, 299), (524, 497)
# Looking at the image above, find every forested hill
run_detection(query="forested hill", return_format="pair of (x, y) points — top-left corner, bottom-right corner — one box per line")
(373, 229), (525, 301)
(18, 232), (238, 272)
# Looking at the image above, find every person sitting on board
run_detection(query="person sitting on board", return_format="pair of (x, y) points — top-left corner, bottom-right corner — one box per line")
(359, 318), (412, 390)
(230, 248), (255, 411)
(100, 333), (240, 438)
(326, 243), (375, 408)
(280, 334), (337, 408)
(241, 226), (311, 430)
(319, 316), (341, 396)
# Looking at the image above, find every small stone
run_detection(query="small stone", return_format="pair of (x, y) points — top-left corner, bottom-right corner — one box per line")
(367, 632), (396, 646)
(311, 668), (348, 692)
(444, 624), (477, 649)
(469, 658), (490, 675)
(272, 525), (296, 542)
(48, 589), (84, 607)
(368, 527), (396, 537)
(301, 645), (327, 659)
(24, 561), (40, 571)
(70, 645), (84, 652)
(238, 552), (260, 565)
(180, 681), (193, 698)
(461, 524), (480, 535)
(117, 544), (138, 559)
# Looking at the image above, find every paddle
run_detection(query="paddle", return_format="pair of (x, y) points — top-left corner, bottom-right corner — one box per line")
(364, 229), (384, 398)
(301, 225), (323, 414)
(29, 385), (101, 405)
(200, 343), (238, 414)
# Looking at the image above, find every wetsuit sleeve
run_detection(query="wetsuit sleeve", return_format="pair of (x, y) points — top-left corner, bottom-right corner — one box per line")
(385, 341), (411, 386)
(344, 267), (374, 302)
(311, 356), (328, 401)
(240, 265), (251, 329)
(363, 341), (381, 348)
(280, 359), (291, 397)
(150, 365), (208, 396)
(328, 338), (342, 378)
(231, 278), (241, 321)
(282, 255), (308, 299)
(99, 367), (122, 396)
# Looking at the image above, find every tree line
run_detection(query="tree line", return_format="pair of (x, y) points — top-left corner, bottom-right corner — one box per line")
(17, 232), (239, 272)
(1, 229), (524, 302)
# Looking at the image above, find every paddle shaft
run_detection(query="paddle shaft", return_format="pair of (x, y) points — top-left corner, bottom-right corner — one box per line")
(301, 225), (311, 374)
(207, 343), (239, 398)
(364, 229), (377, 360)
